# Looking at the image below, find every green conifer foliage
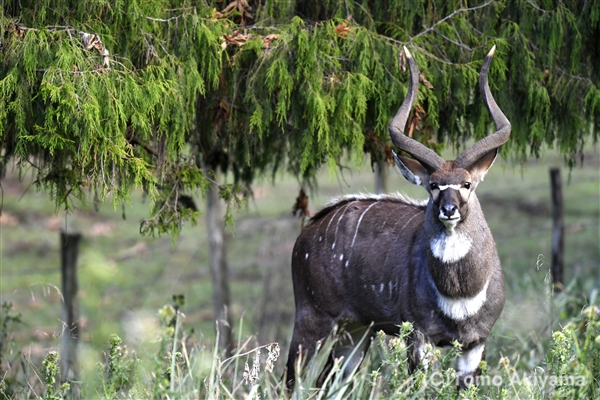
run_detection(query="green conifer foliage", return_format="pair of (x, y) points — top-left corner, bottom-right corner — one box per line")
(1, 0), (598, 233)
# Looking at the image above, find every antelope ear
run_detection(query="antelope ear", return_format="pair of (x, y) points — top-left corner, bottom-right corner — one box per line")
(467, 148), (498, 184)
(393, 150), (430, 187)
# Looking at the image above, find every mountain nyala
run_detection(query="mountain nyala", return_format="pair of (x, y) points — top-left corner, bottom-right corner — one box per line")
(285, 46), (510, 390)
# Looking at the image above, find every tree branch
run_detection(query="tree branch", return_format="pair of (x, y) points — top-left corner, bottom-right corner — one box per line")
(434, 29), (473, 52)
(145, 14), (185, 23)
(525, 0), (551, 13)
(554, 66), (594, 86)
(411, 0), (495, 41)
(126, 131), (159, 157)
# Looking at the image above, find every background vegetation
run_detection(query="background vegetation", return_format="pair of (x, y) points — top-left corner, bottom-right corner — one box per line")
(1, 147), (599, 398)
(2, 0), (598, 233)
(1, 0), (599, 398)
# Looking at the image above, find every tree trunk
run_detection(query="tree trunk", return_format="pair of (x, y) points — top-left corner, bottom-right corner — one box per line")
(550, 167), (564, 293)
(374, 160), (389, 194)
(60, 229), (82, 383)
(205, 174), (233, 354)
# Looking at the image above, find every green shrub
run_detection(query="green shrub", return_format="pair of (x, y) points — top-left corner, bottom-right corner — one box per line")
(2, 289), (598, 399)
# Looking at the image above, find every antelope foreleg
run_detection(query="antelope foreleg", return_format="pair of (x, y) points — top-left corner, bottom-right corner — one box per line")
(456, 343), (486, 389)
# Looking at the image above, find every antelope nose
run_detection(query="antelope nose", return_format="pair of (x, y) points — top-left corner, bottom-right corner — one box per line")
(441, 204), (458, 218)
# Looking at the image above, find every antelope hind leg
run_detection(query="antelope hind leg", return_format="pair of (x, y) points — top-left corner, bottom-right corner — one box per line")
(328, 323), (373, 382)
(284, 310), (333, 391)
(407, 331), (430, 373)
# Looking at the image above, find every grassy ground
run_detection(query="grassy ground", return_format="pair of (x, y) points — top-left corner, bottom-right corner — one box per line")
(1, 147), (599, 397)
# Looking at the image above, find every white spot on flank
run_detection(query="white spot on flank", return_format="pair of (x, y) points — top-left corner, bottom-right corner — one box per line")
(351, 202), (378, 248)
(319, 236), (322, 242)
(433, 279), (490, 321)
(339, 254), (344, 261)
(332, 242), (335, 249)
(388, 281), (393, 297)
(457, 344), (485, 374)
(371, 285), (375, 291)
(305, 253), (309, 260)
(430, 231), (472, 263)
(379, 283), (384, 293)
(345, 260), (349, 268)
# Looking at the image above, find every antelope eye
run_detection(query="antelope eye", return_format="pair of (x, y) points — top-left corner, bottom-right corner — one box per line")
(463, 182), (472, 189)
(430, 183), (438, 190)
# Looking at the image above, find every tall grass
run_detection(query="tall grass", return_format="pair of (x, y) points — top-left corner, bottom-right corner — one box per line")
(1, 150), (598, 398)
(1, 285), (598, 399)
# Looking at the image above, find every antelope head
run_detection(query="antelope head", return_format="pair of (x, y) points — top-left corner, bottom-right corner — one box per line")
(390, 46), (511, 233)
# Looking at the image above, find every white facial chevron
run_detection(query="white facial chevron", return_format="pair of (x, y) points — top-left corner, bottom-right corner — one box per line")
(437, 184), (461, 191)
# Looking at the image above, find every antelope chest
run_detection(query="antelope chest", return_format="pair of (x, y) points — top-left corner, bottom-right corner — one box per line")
(429, 230), (472, 264)
(433, 279), (490, 321)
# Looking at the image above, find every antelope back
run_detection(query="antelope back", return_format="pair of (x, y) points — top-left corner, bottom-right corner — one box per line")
(292, 194), (428, 323)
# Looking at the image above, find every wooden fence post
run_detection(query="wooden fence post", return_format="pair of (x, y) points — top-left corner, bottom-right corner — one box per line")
(549, 167), (564, 293)
(374, 160), (389, 195)
(205, 174), (234, 355)
(60, 228), (82, 382)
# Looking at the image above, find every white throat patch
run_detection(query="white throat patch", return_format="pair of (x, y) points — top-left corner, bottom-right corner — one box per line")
(430, 231), (472, 263)
(435, 280), (490, 321)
